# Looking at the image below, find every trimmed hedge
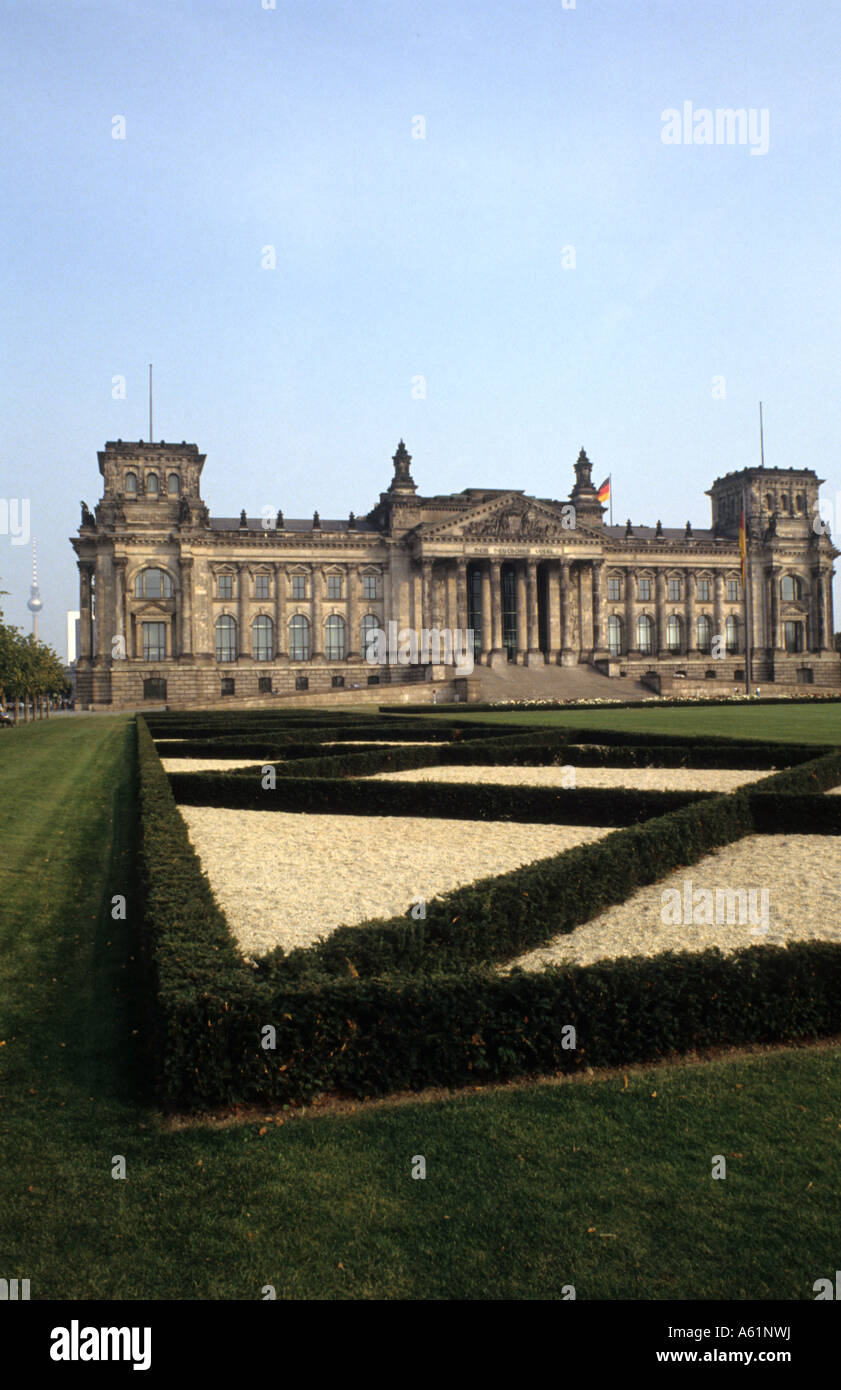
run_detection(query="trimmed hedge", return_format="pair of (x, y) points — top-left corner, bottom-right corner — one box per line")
(136, 715), (841, 1110)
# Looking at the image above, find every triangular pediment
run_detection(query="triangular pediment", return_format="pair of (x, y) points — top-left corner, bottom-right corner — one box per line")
(416, 492), (577, 544)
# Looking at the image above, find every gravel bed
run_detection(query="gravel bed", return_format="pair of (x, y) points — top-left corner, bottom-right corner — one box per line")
(160, 756), (281, 772)
(509, 834), (841, 972)
(369, 765), (764, 792)
(177, 807), (610, 959)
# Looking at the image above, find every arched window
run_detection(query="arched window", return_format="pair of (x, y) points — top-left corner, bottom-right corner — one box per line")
(134, 567), (173, 598)
(725, 615), (740, 653)
(781, 575), (801, 601)
(696, 613), (713, 653)
(636, 613), (654, 654)
(146, 473), (159, 496)
(252, 615), (273, 661)
(361, 614), (379, 658)
(666, 614), (682, 652)
(167, 472), (180, 495)
(780, 493), (789, 512)
(125, 472), (137, 495)
(325, 614), (346, 661)
(216, 614), (238, 663)
(607, 614), (623, 656)
(795, 493), (806, 514)
(765, 492), (774, 510)
(289, 614), (310, 662)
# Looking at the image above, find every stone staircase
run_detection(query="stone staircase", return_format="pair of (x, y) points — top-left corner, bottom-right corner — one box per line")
(468, 661), (651, 703)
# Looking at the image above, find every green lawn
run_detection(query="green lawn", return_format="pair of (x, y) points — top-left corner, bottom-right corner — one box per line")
(444, 701), (841, 746)
(1, 714), (839, 1300)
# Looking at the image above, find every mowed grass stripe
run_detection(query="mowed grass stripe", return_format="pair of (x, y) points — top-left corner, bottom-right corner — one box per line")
(444, 703), (841, 746)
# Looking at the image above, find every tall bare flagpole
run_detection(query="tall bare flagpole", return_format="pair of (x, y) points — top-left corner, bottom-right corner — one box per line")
(149, 364), (153, 443)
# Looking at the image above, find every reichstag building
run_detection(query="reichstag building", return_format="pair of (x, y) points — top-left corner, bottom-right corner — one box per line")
(70, 437), (839, 707)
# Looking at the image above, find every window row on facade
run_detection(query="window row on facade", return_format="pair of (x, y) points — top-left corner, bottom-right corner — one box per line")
(603, 611), (805, 656)
(140, 612), (383, 663)
(132, 567), (381, 601)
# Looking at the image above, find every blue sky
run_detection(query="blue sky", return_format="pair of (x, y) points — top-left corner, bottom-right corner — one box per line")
(2, 0), (840, 656)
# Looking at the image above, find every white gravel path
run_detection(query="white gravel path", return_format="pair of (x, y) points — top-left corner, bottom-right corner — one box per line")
(177, 807), (611, 959)
(509, 834), (841, 972)
(161, 756), (281, 772)
(369, 765), (766, 792)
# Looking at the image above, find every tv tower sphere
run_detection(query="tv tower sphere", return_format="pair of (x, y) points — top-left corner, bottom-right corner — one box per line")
(27, 540), (43, 640)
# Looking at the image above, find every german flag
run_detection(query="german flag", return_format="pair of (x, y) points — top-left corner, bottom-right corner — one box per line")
(597, 477), (610, 504)
(739, 500), (747, 585)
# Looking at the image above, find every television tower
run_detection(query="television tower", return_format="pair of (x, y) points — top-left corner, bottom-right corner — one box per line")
(27, 540), (43, 640)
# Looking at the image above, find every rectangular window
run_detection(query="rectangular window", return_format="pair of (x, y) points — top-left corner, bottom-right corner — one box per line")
(143, 677), (167, 701)
(363, 575), (378, 600)
(295, 675), (309, 691)
(668, 579), (681, 601)
(784, 621), (803, 653)
(218, 574), (233, 599)
(255, 574), (270, 599)
(221, 677), (235, 696)
(697, 579), (710, 601)
(607, 577), (621, 601)
(258, 676), (272, 693)
(726, 580), (739, 601)
(291, 575), (307, 600)
(331, 675), (345, 688)
(142, 622), (167, 662)
(327, 575), (342, 599)
(637, 578), (651, 601)
(367, 674), (380, 685)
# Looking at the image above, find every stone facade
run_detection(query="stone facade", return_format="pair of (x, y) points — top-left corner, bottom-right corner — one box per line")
(70, 438), (841, 708)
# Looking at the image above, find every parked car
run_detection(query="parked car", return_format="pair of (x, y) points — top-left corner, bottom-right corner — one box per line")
(0, 709), (13, 727)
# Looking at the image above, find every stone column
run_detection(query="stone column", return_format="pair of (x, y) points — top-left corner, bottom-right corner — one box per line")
(113, 557), (127, 659)
(823, 570), (833, 649)
(684, 569), (696, 653)
(624, 568), (637, 654)
(346, 564), (359, 659)
(178, 557), (193, 659)
(456, 558), (469, 634)
(713, 572), (725, 652)
(591, 560), (605, 655)
(445, 562), (457, 632)
(768, 567), (780, 651)
(311, 565), (323, 659)
(235, 563), (248, 658)
(655, 570), (667, 657)
(515, 562), (527, 661)
(480, 563), (492, 662)
(421, 558), (433, 632)
(273, 563), (287, 660)
(560, 561), (573, 664)
(490, 561), (504, 662)
(525, 560), (541, 664)
(547, 561), (560, 663)
(93, 549), (114, 664)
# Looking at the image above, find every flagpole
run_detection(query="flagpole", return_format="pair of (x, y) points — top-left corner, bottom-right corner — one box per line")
(609, 473), (613, 527)
(743, 488), (752, 695)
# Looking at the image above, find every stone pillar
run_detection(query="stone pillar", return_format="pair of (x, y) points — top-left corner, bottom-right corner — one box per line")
(421, 558), (433, 631)
(684, 569), (696, 653)
(624, 568), (637, 654)
(547, 561), (560, 663)
(768, 567), (780, 651)
(273, 563), (287, 659)
(311, 565), (323, 658)
(713, 572), (725, 652)
(346, 564), (360, 659)
(480, 563), (492, 662)
(515, 562), (528, 662)
(456, 558), (469, 633)
(560, 561), (574, 664)
(113, 557), (127, 659)
(445, 562), (457, 633)
(236, 561), (248, 658)
(93, 549), (114, 664)
(655, 570), (667, 657)
(490, 561), (504, 662)
(823, 570), (833, 649)
(591, 560), (605, 655)
(178, 556), (193, 659)
(525, 560), (541, 664)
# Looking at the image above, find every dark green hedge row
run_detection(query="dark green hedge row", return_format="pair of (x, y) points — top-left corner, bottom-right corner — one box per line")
(747, 793), (841, 834)
(169, 769), (713, 824)
(159, 942), (841, 1109)
(149, 722), (510, 748)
